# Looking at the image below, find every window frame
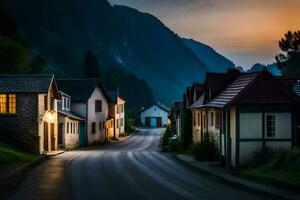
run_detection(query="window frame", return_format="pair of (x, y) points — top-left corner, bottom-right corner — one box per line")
(265, 114), (276, 138)
(95, 100), (102, 112)
(0, 93), (17, 115)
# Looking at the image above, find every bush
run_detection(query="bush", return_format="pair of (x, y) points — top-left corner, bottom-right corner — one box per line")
(190, 133), (217, 161)
(169, 138), (183, 153)
(161, 124), (175, 151)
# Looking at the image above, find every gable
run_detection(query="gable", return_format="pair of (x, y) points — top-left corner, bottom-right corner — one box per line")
(237, 74), (294, 104)
(141, 105), (168, 115)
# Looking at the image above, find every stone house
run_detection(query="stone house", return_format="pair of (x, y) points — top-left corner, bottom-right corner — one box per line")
(57, 79), (112, 145)
(0, 75), (60, 154)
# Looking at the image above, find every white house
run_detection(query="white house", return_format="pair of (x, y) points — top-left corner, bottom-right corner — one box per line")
(140, 102), (170, 127)
(57, 79), (112, 145)
(58, 91), (85, 150)
(189, 70), (300, 168)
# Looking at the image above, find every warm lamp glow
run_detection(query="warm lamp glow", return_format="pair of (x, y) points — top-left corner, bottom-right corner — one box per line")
(45, 112), (55, 122)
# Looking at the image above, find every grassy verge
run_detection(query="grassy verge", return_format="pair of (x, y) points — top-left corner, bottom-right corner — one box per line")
(0, 142), (38, 167)
(238, 148), (300, 191)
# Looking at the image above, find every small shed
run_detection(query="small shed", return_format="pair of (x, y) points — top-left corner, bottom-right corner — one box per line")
(140, 102), (170, 127)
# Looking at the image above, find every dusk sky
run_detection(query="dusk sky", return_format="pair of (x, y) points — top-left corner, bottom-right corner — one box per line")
(109, 0), (300, 69)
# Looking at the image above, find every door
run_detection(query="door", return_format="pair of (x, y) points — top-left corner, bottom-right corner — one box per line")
(150, 118), (157, 127)
(58, 123), (63, 147)
(157, 117), (162, 127)
(44, 122), (49, 151)
(50, 123), (55, 151)
(79, 123), (86, 147)
(145, 117), (150, 127)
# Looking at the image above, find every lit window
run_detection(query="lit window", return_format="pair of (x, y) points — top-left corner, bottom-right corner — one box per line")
(9, 94), (16, 114)
(266, 114), (276, 137)
(0, 94), (7, 113)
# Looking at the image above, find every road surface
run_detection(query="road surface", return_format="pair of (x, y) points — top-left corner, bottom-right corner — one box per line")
(9, 128), (270, 200)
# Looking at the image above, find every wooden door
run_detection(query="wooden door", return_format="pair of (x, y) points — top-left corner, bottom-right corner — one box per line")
(157, 117), (162, 127)
(50, 123), (55, 151)
(145, 117), (150, 127)
(44, 122), (49, 151)
(58, 123), (63, 146)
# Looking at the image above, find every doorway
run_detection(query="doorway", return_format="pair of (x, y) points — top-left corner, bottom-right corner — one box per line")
(44, 122), (49, 151)
(50, 123), (55, 151)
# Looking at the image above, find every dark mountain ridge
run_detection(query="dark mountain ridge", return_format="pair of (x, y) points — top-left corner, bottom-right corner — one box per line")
(3, 0), (231, 105)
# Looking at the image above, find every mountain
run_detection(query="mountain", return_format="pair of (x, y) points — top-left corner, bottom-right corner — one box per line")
(3, 0), (216, 106)
(247, 63), (282, 76)
(182, 38), (235, 72)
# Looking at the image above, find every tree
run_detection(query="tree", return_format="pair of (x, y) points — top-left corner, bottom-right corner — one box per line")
(276, 31), (300, 75)
(83, 50), (101, 78)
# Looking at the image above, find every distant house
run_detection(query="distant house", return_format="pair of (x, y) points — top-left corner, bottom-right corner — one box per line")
(172, 100), (183, 138)
(108, 89), (126, 139)
(57, 79), (112, 145)
(188, 70), (300, 168)
(57, 91), (85, 150)
(140, 102), (170, 127)
(0, 75), (60, 154)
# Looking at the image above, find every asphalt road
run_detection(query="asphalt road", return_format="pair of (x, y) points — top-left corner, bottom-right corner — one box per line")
(9, 128), (270, 200)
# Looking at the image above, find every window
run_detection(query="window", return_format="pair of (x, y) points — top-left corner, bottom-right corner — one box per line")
(67, 98), (70, 110)
(0, 94), (7, 113)
(67, 122), (69, 134)
(71, 122), (73, 134)
(198, 113), (200, 126)
(95, 100), (102, 112)
(203, 115), (206, 129)
(215, 111), (220, 129)
(120, 118), (124, 126)
(266, 114), (276, 137)
(44, 95), (48, 111)
(210, 112), (214, 127)
(8, 94), (16, 114)
(0, 94), (16, 114)
(99, 122), (102, 131)
(193, 113), (196, 126)
(50, 97), (55, 111)
(92, 122), (96, 134)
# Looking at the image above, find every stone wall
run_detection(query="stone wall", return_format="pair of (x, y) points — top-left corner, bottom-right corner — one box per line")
(0, 93), (39, 153)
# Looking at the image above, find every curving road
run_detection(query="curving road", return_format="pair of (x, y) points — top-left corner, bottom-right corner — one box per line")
(9, 128), (269, 200)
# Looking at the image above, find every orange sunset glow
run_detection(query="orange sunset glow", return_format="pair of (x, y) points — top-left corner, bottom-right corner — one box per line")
(109, 0), (300, 68)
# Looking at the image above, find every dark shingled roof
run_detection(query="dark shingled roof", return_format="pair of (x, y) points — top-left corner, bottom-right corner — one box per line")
(277, 76), (300, 97)
(189, 93), (205, 109)
(173, 100), (183, 112)
(107, 89), (119, 103)
(57, 79), (111, 103)
(58, 110), (85, 121)
(0, 74), (55, 93)
(205, 73), (259, 108)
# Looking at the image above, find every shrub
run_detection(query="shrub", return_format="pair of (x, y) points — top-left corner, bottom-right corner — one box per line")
(161, 124), (175, 151)
(190, 133), (217, 161)
(169, 138), (183, 153)
(251, 148), (275, 167)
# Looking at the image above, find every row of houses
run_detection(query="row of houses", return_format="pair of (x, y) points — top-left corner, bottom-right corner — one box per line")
(173, 69), (300, 168)
(0, 75), (125, 154)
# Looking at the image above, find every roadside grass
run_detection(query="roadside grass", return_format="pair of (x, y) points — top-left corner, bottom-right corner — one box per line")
(0, 142), (38, 167)
(238, 148), (300, 191)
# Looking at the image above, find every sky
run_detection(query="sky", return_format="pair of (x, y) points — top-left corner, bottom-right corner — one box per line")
(108, 0), (300, 69)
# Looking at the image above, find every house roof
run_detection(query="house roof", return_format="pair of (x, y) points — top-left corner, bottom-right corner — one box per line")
(188, 93), (205, 109)
(58, 110), (85, 121)
(57, 79), (112, 103)
(173, 100), (183, 112)
(205, 73), (259, 108)
(205, 71), (300, 108)
(276, 76), (300, 97)
(140, 102), (170, 113)
(205, 70), (240, 100)
(0, 74), (59, 98)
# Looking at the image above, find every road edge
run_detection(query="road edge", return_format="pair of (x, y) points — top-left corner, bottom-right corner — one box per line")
(0, 155), (48, 199)
(172, 154), (298, 200)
